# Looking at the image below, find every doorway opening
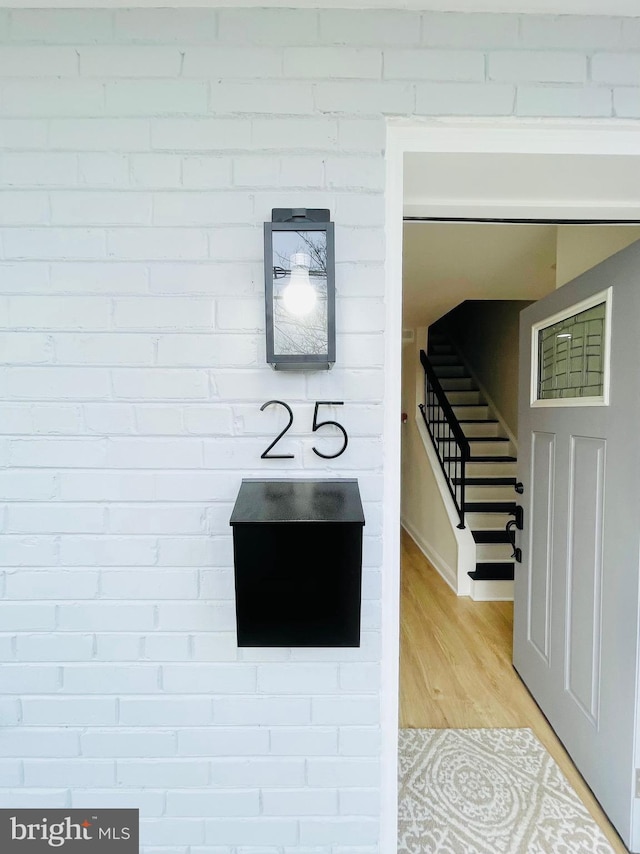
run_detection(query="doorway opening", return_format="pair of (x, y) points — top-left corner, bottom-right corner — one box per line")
(380, 120), (640, 854)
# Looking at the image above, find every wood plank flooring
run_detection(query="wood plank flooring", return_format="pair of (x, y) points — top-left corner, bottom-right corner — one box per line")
(399, 528), (629, 854)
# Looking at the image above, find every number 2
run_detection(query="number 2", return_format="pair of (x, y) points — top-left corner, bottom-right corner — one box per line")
(260, 400), (294, 459)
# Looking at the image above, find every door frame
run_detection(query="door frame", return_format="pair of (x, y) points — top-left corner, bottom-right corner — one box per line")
(381, 117), (640, 853)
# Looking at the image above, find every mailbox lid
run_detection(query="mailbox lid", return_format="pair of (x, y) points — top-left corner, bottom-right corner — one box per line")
(230, 478), (365, 526)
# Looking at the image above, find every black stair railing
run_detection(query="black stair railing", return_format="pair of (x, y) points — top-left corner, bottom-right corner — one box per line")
(419, 349), (470, 529)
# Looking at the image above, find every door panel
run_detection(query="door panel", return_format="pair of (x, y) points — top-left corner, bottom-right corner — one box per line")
(515, 240), (640, 850)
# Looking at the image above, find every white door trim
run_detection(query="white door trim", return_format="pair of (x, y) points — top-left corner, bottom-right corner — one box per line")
(381, 116), (640, 853)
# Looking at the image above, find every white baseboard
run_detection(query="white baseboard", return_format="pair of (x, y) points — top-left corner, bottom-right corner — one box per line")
(401, 518), (457, 594)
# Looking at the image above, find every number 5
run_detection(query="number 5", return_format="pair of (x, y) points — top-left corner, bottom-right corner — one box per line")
(312, 401), (348, 459)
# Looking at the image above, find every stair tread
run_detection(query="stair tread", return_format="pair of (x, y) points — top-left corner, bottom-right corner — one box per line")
(443, 455), (517, 463)
(472, 530), (512, 544)
(467, 437), (510, 443)
(453, 477), (517, 485)
(458, 419), (499, 424)
(468, 562), (515, 581)
(464, 502), (517, 513)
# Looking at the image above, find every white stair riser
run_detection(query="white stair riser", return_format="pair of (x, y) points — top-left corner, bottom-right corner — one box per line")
(466, 485), (516, 501)
(476, 543), (514, 561)
(446, 390), (482, 405)
(470, 579), (514, 602)
(466, 461), (517, 477)
(453, 405), (490, 420)
(466, 512), (514, 529)
(438, 378), (476, 391)
(468, 440), (513, 457)
(433, 365), (467, 377)
(461, 422), (503, 438)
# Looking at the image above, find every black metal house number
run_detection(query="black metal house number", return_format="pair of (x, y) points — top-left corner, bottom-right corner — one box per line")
(260, 400), (349, 460)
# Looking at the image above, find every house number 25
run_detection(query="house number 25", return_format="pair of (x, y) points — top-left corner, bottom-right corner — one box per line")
(260, 400), (349, 460)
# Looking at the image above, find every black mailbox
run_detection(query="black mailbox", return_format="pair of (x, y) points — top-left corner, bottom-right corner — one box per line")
(230, 478), (365, 647)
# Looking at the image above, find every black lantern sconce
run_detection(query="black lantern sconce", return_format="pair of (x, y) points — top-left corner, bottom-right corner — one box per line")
(264, 208), (335, 370)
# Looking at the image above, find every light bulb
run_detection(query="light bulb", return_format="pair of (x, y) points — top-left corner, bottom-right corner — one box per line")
(282, 252), (316, 317)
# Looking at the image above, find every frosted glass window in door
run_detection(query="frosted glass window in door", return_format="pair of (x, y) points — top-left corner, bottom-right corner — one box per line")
(537, 302), (606, 401)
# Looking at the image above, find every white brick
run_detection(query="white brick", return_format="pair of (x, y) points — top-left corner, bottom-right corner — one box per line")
(285, 48), (381, 80)
(155, 471), (238, 502)
(257, 665), (338, 694)
(24, 760), (115, 788)
(422, 12), (518, 47)
(32, 404), (82, 435)
(60, 536), (156, 567)
(233, 157), (280, 188)
(4, 228), (107, 261)
(516, 86), (612, 117)
(416, 82), (515, 115)
(339, 789), (380, 815)
(134, 405), (184, 434)
(82, 730), (176, 757)
(108, 229), (208, 261)
(50, 118), (150, 151)
(203, 823), (293, 847)
(190, 633), (238, 662)
(184, 47), (282, 79)
(264, 789), (337, 816)
(59, 471), (154, 501)
(209, 758), (304, 787)
(384, 49), (484, 81)
(270, 727), (337, 756)
(592, 54), (640, 85)
(115, 9), (218, 43)
(58, 603), (154, 631)
(10, 10), (114, 43)
(0, 192), (48, 225)
(489, 51), (587, 83)
(80, 47), (181, 78)
(168, 789), (260, 817)
(95, 634), (141, 661)
(119, 697), (212, 726)
(213, 697), (310, 726)
(163, 664), (254, 694)
(143, 633), (190, 661)
(112, 368), (209, 400)
(0, 636), (14, 661)
(336, 193), (384, 226)
(279, 155), (325, 188)
(337, 335), (384, 368)
(315, 82), (414, 115)
(117, 760), (208, 787)
(306, 369), (384, 402)
(338, 728), (381, 757)
(55, 333), (153, 364)
(203, 438), (300, 470)
(0, 47), (78, 78)
(215, 299), (264, 332)
(141, 820), (204, 846)
(339, 664), (379, 692)
(325, 157), (383, 191)
(211, 82), (314, 115)
(8, 296), (109, 330)
(102, 567), (198, 598)
(105, 81), (208, 116)
(338, 299), (384, 333)
(307, 759), (379, 788)
(0, 471), (55, 500)
(177, 728), (269, 756)
(0, 664), (60, 693)
(63, 664), (159, 694)
(319, 11), (418, 46)
(0, 727), (80, 758)
(184, 407), (234, 435)
(0, 262), (50, 293)
(312, 697), (378, 725)
(623, 19), (640, 49)
(10, 439), (107, 470)
(79, 153), (128, 187)
(155, 194), (250, 227)
(3, 154), (77, 187)
(522, 15), (623, 49)
(182, 156), (232, 191)
(131, 154), (182, 188)
(0, 119), (48, 149)
(300, 818), (377, 845)
(157, 535), (232, 567)
(72, 789), (164, 816)
(156, 331), (255, 366)
(0, 404), (32, 433)
(51, 192), (152, 226)
(218, 9), (319, 45)
(337, 119), (385, 153)
(0, 333), (52, 364)
(614, 88), (640, 118)
(151, 119), (250, 151)
(0, 699), (20, 726)
(0, 601), (55, 630)
(109, 438), (202, 468)
(252, 118), (338, 151)
(84, 404), (136, 435)
(1, 82), (105, 117)
(0, 790), (68, 808)
(6, 504), (104, 534)
(0, 536), (57, 566)
(7, 370), (110, 402)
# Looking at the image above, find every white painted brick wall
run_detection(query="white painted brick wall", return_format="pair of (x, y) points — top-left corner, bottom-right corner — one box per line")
(1, 7), (635, 852)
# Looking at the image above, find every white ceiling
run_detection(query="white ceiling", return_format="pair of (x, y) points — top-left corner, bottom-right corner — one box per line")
(3, 0), (640, 13)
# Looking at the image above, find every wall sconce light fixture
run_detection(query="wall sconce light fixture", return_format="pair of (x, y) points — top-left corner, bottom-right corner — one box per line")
(264, 208), (335, 370)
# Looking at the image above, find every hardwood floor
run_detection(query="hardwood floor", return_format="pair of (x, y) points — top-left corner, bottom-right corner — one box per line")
(399, 528), (629, 853)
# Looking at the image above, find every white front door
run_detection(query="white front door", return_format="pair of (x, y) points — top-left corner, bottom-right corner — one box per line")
(514, 240), (640, 851)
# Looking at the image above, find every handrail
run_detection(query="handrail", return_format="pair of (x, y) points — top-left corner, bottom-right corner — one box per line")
(419, 349), (470, 529)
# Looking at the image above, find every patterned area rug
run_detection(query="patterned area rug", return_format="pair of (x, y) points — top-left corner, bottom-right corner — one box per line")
(399, 728), (615, 853)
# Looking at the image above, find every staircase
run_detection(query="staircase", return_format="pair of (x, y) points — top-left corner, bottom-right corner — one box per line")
(428, 333), (519, 587)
